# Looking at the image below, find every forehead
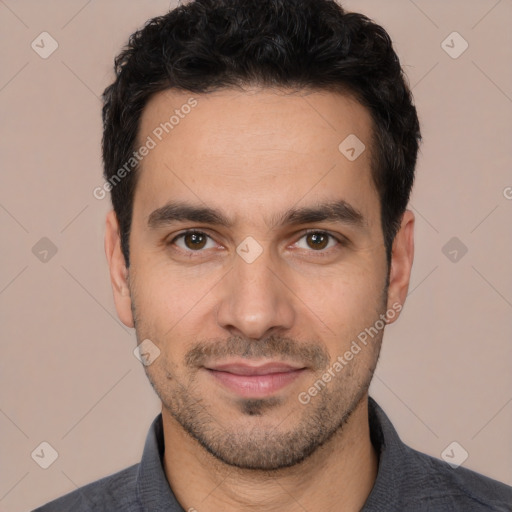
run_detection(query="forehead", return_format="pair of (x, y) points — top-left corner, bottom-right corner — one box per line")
(134, 87), (378, 226)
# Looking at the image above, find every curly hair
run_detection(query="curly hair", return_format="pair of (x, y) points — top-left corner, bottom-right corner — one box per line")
(102, 0), (421, 266)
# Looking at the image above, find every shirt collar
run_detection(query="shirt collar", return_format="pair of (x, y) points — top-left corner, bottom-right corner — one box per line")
(136, 412), (183, 511)
(362, 396), (409, 509)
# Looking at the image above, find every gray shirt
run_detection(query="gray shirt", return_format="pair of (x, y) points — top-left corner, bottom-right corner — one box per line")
(33, 398), (512, 511)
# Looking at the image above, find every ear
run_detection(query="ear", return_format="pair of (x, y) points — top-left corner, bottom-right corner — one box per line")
(105, 210), (134, 328)
(386, 209), (414, 324)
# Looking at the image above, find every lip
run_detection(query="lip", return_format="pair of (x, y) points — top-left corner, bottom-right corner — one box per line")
(204, 361), (307, 398)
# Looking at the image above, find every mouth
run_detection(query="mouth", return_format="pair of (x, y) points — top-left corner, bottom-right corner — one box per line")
(204, 361), (308, 398)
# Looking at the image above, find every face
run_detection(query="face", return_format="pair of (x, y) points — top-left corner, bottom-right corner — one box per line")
(106, 87), (413, 470)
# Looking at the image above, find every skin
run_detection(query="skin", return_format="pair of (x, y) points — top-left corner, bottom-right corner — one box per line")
(105, 87), (414, 511)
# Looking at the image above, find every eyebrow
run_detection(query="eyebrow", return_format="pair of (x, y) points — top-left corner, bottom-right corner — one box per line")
(147, 199), (366, 230)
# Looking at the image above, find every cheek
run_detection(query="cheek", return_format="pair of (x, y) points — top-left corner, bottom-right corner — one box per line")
(295, 265), (386, 349)
(305, 264), (384, 311)
(131, 254), (187, 309)
(130, 261), (218, 347)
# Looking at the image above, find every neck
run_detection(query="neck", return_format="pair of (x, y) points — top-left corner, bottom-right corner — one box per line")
(162, 394), (378, 512)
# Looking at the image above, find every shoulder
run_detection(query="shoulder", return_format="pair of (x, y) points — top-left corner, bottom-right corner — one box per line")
(366, 398), (512, 511)
(402, 445), (512, 511)
(32, 463), (140, 512)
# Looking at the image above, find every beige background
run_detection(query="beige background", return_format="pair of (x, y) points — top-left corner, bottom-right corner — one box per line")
(0, 1), (511, 510)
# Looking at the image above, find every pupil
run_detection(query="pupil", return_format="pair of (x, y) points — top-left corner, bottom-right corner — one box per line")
(308, 233), (328, 250)
(186, 233), (206, 249)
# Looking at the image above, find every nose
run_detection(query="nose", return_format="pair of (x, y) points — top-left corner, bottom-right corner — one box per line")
(215, 245), (296, 340)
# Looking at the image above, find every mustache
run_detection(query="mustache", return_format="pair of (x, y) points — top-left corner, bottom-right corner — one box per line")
(185, 335), (330, 371)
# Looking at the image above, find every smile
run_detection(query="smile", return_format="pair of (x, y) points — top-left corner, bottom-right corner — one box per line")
(204, 362), (307, 398)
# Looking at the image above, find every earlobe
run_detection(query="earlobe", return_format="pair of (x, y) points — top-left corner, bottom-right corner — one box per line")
(105, 211), (134, 328)
(386, 210), (415, 324)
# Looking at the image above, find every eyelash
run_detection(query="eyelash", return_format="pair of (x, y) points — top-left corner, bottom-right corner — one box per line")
(168, 229), (345, 255)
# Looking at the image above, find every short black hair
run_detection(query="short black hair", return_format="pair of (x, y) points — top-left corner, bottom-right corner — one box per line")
(102, 0), (421, 266)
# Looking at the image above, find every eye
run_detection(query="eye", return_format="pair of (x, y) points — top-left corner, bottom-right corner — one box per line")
(171, 231), (217, 251)
(294, 231), (340, 251)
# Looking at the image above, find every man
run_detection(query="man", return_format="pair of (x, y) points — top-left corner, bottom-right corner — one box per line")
(35, 0), (512, 510)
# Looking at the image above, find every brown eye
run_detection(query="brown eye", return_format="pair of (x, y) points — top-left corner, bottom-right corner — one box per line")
(305, 232), (329, 250)
(171, 231), (213, 252)
(294, 231), (340, 253)
(183, 232), (208, 250)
